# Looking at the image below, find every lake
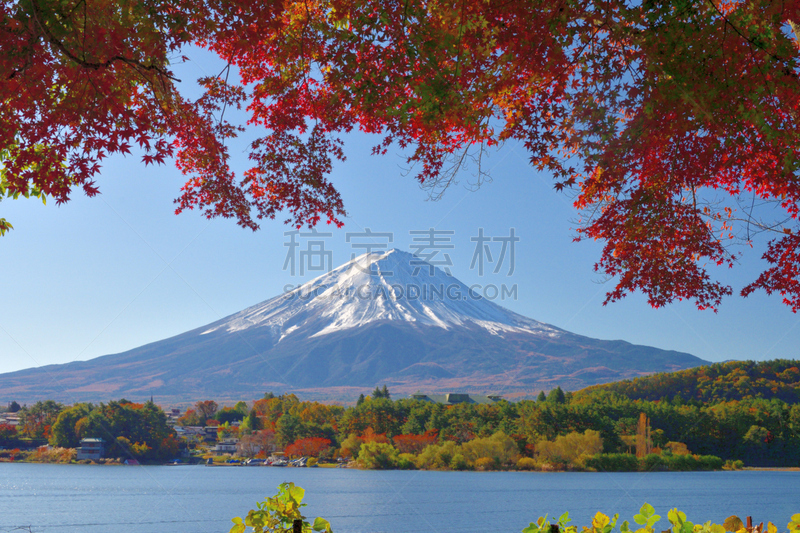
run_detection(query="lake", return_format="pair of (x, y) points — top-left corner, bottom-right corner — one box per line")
(0, 464), (798, 533)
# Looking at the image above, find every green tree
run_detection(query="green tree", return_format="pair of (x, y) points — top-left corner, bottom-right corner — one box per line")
(535, 430), (604, 466)
(358, 441), (399, 469)
(460, 431), (519, 468)
(276, 414), (304, 447)
(78, 399), (177, 460)
(743, 425), (770, 446)
(50, 403), (93, 448)
(416, 441), (462, 470)
(400, 411), (426, 435)
(339, 433), (362, 459)
(338, 398), (404, 438)
(241, 408), (264, 432)
(217, 406), (247, 425)
(547, 387), (566, 405)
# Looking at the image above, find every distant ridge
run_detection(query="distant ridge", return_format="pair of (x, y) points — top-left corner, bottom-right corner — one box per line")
(575, 359), (800, 404)
(0, 249), (708, 403)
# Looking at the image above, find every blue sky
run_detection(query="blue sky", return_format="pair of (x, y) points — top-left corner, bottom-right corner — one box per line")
(1, 48), (798, 377)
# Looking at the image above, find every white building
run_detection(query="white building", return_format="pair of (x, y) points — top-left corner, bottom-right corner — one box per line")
(213, 438), (239, 455)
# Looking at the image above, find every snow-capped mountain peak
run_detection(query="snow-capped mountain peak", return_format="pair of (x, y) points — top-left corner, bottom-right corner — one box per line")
(0, 250), (708, 403)
(202, 248), (561, 340)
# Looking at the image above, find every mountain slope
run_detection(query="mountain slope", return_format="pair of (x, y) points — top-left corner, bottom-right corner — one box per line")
(576, 359), (800, 404)
(0, 249), (708, 403)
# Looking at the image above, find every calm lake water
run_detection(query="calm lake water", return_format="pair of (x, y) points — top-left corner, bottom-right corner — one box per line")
(1, 464), (798, 533)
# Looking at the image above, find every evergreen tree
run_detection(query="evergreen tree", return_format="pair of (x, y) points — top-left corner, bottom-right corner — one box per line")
(372, 387), (383, 399)
(537, 391), (547, 402)
(381, 385), (391, 400)
(242, 408), (263, 431)
(357, 394), (366, 406)
(547, 386), (566, 404)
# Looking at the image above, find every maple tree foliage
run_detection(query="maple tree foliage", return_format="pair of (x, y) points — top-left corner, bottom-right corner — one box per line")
(3, 0), (800, 309)
(392, 429), (438, 454)
(284, 436), (331, 457)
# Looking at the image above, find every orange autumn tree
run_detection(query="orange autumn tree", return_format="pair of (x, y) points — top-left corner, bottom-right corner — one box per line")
(4, 0), (800, 309)
(252, 394), (300, 429)
(361, 427), (391, 444)
(284, 437), (331, 458)
(393, 430), (438, 454)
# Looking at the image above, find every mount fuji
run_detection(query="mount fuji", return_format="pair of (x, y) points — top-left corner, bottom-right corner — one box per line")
(0, 249), (707, 403)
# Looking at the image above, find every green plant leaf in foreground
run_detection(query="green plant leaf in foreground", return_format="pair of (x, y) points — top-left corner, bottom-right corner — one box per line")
(523, 514), (550, 533)
(227, 489), (798, 533)
(312, 517), (332, 532)
(634, 503), (661, 529)
(724, 516), (745, 533)
(230, 482), (332, 533)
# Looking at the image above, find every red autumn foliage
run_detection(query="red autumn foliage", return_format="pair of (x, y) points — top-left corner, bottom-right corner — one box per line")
(4, 0), (800, 309)
(0, 423), (17, 446)
(284, 437), (332, 458)
(393, 430), (438, 454)
(361, 427), (390, 444)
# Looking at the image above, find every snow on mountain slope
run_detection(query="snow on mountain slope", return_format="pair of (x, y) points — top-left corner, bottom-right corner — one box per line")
(202, 249), (562, 341)
(0, 249), (709, 403)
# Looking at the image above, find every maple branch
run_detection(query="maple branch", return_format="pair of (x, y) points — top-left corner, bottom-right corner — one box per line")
(727, 215), (794, 236)
(731, 194), (797, 237)
(747, 190), (756, 241)
(218, 62), (233, 125)
(27, 0), (180, 82)
(6, 52), (32, 80)
(705, 0), (798, 76)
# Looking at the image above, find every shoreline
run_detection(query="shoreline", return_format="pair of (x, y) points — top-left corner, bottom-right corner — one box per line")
(4, 458), (787, 472)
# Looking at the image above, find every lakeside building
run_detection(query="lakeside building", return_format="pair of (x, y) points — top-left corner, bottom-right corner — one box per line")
(174, 426), (205, 438)
(213, 438), (239, 455)
(165, 408), (182, 426)
(409, 392), (504, 405)
(0, 413), (20, 426)
(76, 438), (104, 460)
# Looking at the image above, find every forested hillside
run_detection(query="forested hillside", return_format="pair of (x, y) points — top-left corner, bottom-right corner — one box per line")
(575, 360), (800, 404)
(5, 361), (800, 469)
